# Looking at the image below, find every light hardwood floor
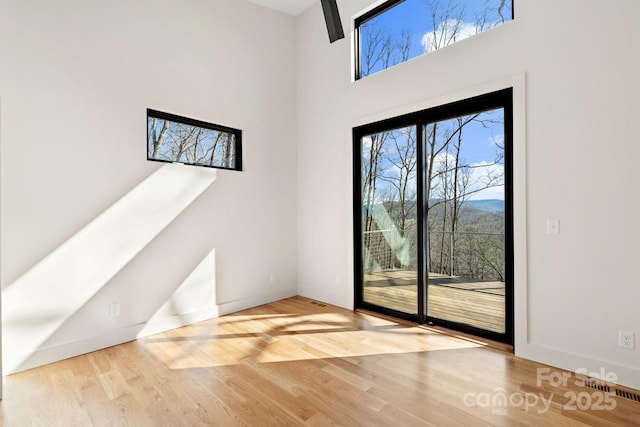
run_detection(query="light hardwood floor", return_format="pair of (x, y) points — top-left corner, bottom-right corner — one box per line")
(1, 296), (638, 426)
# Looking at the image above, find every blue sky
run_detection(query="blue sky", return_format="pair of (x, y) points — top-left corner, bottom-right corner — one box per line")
(361, 0), (513, 76)
(363, 108), (505, 203)
(360, 1), (511, 200)
(433, 109), (505, 200)
(426, 109), (505, 201)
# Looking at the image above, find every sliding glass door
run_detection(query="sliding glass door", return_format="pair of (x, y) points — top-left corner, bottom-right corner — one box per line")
(354, 89), (513, 343)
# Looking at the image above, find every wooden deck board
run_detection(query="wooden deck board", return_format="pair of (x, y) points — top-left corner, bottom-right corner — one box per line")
(363, 269), (505, 332)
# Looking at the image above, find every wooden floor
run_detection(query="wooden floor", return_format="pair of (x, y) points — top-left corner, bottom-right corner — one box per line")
(1, 296), (639, 426)
(364, 270), (505, 332)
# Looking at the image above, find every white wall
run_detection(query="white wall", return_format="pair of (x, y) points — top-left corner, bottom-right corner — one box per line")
(0, 0), (298, 373)
(296, 0), (640, 389)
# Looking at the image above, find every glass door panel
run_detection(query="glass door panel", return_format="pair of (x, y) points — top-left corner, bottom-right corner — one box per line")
(361, 126), (418, 314)
(424, 108), (506, 333)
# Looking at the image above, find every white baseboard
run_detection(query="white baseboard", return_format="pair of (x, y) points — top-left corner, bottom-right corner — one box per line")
(297, 287), (352, 310)
(217, 287), (297, 315)
(4, 307), (219, 375)
(297, 289), (640, 391)
(517, 342), (640, 391)
(4, 287), (296, 375)
(136, 307), (220, 339)
(9, 287), (637, 395)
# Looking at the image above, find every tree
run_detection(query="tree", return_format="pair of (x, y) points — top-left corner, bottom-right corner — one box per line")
(422, 0), (512, 53)
(149, 118), (170, 160)
(359, 0), (512, 276)
(360, 22), (414, 77)
(425, 115), (477, 274)
(147, 118), (238, 169)
(379, 127), (417, 236)
(425, 111), (505, 277)
(422, 0), (469, 53)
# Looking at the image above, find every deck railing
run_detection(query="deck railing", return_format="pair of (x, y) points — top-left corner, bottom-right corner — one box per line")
(363, 229), (505, 281)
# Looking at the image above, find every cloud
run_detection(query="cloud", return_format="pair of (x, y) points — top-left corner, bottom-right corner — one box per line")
(429, 155), (505, 201)
(421, 19), (479, 53)
(362, 135), (373, 150)
(467, 161), (505, 200)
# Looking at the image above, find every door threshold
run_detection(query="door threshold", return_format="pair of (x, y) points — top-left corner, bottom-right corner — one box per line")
(356, 308), (513, 353)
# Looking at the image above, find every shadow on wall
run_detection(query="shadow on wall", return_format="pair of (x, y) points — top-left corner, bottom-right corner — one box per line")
(18, 247), (219, 373)
(3, 163), (217, 373)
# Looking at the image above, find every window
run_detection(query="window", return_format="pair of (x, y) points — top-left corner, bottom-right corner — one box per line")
(147, 109), (242, 171)
(355, 0), (514, 79)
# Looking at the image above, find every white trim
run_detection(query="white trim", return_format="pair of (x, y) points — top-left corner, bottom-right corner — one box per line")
(519, 342), (640, 391)
(350, 74), (527, 342)
(351, 0), (389, 22)
(4, 287), (297, 374)
(0, 97), (3, 399)
(351, 73), (526, 128)
(4, 307), (217, 374)
(350, 75), (528, 342)
(348, 73), (640, 390)
(298, 286), (352, 310)
(216, 287), (297, 315)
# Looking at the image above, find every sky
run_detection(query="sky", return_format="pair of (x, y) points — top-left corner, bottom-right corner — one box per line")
(361, 0), (513, 76)
(431, 109), (506, 200)
(362, 108), (506, 202)
(359, 1), (512, 201)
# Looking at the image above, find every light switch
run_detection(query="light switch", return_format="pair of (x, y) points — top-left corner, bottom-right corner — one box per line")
(547, 219), (560, 235)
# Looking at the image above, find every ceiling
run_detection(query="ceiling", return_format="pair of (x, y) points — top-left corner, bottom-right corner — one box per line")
(244, 0), (319, 16)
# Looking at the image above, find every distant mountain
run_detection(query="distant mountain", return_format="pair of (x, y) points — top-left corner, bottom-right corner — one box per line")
(463, 199), (504, 212)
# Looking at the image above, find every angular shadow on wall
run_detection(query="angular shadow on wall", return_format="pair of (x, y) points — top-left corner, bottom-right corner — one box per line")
(15, 247), (219, 373)
(138, 248), (218, 337)
(3, 163), (217, 373)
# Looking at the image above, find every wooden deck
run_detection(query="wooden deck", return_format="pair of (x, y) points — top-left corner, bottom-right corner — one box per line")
(364, 270), (505, 332)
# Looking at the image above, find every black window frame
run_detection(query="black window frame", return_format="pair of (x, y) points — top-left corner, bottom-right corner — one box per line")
(147, 109), (243, 172)
(354, 0), (515, 80)
(353, 88), (514, 345)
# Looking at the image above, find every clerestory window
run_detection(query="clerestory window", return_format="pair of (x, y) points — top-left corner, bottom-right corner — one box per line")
(147, 109), (242, 171)
(355, 0), (514, 80)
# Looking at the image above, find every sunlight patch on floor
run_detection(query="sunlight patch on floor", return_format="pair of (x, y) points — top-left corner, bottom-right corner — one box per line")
(142, 310), (483, 370)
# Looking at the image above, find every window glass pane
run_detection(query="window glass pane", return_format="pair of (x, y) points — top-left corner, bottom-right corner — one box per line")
(425, 108), (506, 333)
(147, 110), (242, 171)
(361, 125), (418, 314)
(359, 0), (513, 78)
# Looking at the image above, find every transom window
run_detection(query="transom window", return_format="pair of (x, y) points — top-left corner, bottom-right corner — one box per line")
(147, 109), (242, 171)
(355, 0), (514, 79)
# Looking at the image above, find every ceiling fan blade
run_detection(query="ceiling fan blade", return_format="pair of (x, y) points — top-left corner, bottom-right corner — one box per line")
(320, 0), (344, 43)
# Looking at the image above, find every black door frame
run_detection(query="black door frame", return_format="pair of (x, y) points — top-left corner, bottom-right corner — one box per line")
(353, 88), (514, 345)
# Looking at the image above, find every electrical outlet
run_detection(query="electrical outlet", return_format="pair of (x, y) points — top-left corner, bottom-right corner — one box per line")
(547, 219), (560, 235)
(619, 331), (635, 349)
(109, 302), (120, 318)
(270, 273), (276, 283)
